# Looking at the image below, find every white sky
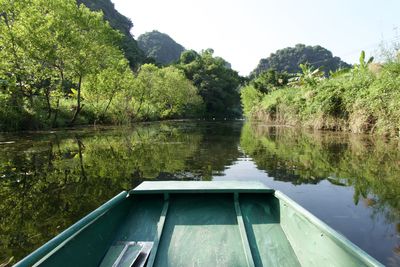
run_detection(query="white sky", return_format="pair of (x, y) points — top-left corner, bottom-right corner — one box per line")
(112, 0), (400, 75)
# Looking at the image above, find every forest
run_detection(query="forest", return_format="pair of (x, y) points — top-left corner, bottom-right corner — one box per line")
(0, 0), (241, 131)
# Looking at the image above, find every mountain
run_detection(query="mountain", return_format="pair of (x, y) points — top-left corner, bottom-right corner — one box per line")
(138, 30), (185, 65)
(252, 44), (350, 76)
(77, 0), (145, 68)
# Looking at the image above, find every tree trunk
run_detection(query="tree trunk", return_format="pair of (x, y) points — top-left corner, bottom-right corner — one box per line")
(75, 136), (87, 181)
(70, 74), (83, 125)
(45, 87), (52, 119)
(102, 91), (115, 117)
(52, 98), (60, 127)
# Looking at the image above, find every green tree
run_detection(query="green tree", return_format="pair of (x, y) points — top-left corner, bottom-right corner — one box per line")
(240, 85), (263, 116)
(0, 0), (130, 128)
(82, 56), (133, 123)
(77, 0), (145, 69)
(355, 50), (374, 71)
(178, 49), (242, 118)
(63, 2), (124, 124)
(130, 64), (203, 120)
(250, 69), (290, 93)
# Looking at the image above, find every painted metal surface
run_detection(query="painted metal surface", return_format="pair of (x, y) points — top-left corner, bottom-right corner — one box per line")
(132, 181), (274, 194)
(153, 194), (249, 266)
(275, 191), (383, 267)
(240, 193), (301, 266)
(17, 181), (383, 267)
(14, 191), (129, 267)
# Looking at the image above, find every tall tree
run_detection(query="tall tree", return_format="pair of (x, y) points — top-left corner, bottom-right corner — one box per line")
(0, 0), (130, 128)
(130, 64), (203, 120)
(76, 0), (145, 69)
(178, 49), (242, 118)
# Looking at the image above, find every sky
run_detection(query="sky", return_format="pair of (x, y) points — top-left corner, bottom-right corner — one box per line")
(112, 0), (400, 75)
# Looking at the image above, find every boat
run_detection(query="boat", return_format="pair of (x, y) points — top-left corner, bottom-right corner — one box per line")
(15, 181), (383, 267)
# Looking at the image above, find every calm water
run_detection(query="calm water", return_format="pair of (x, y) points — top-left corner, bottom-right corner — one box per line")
(0, 121), (399, 266)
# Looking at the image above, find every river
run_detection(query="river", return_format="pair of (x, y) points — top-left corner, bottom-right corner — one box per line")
(0, 121), (399, 266)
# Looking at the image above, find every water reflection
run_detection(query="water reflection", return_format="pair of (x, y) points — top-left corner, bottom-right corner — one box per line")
(240, 123), (400, 222)
(0, 121), (399, 266)
(240, 123), (400, 266)
(0, 122), (242, 264)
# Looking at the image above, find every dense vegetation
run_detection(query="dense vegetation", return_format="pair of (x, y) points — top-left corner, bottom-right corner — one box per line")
(0, 0), (206, 131)
(242, 51), (400, 136)
(76, 0), (145, 68)
(0, 0), (245, 131)
(252, 44), (350, 76)
(177, 49), (242, 118)
(2, 0), (398, 134)
(138, 30), (185, 65)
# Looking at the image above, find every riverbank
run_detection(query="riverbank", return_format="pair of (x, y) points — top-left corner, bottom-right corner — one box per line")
(241, 58), (400, 137)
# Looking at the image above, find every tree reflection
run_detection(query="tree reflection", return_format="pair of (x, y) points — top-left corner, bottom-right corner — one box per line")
(0, 121), (241, 263)
(2, 121), (398, 265)
(240, 122), (400, 226)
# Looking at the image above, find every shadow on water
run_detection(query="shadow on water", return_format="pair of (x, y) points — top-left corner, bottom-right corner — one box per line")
(0, 120), (399, 266)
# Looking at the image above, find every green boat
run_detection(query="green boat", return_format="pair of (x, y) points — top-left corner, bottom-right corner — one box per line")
(16, 181), (383, 267)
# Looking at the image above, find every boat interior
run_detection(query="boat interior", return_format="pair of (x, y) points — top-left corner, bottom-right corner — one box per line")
(37, 190), (375, 267)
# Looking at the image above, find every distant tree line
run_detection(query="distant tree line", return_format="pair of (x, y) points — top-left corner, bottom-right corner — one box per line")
(252, 44), (350, 77)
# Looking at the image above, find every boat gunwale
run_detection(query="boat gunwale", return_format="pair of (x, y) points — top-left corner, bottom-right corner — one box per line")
(14, 191), (129, 267)
(274, 191), (384, 267)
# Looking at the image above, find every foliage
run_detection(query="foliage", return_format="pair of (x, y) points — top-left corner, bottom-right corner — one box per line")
(0, 0), (203, 131)
(76, 0), (145, 68)
(354, 50), (374, 71)
(242, 51), (400, 136)
(137, 30), (185, 65)
(252, 44), (350, 76)
(250, 69), (290, 94)
(240, 85), (263, 116)
(288, 63), (325, 87)
(0, 0), (126, 128)
(177, 49), (242, 118)
(129, 64), (204, 120)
